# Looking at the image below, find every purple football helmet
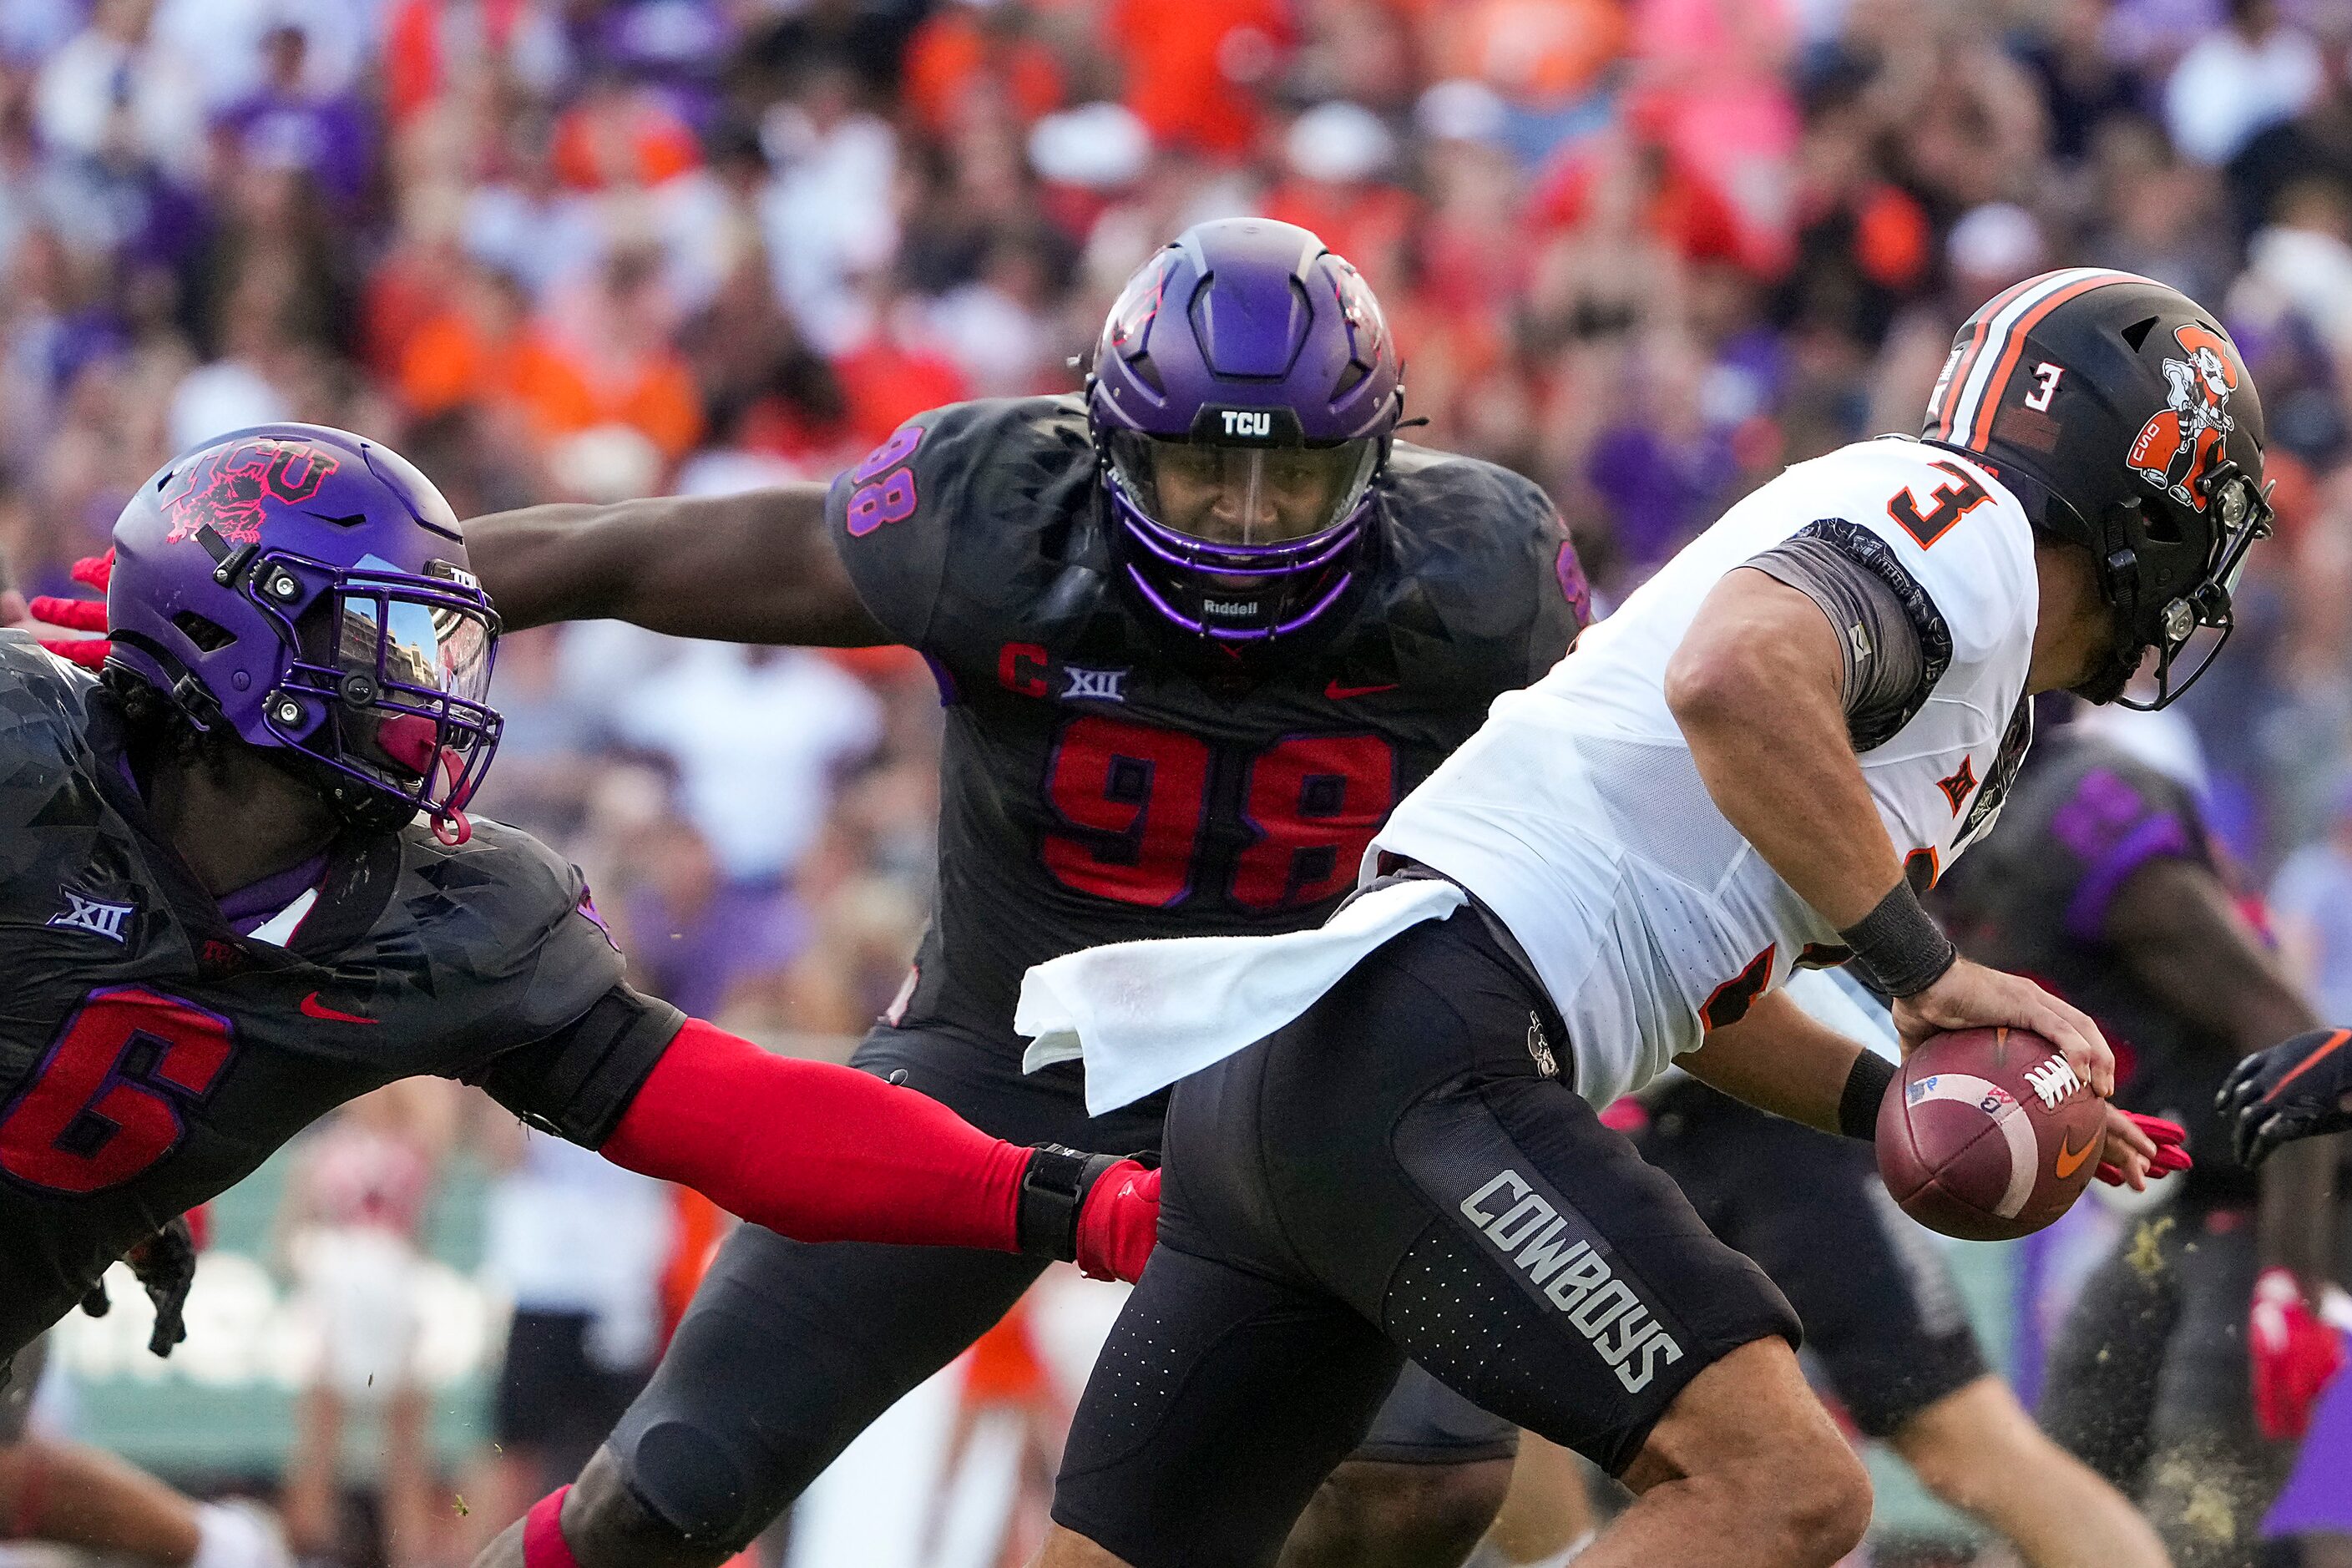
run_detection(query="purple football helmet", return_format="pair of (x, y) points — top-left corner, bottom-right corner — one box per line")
(105, 424), (502, 838)
(1088, 218), (1404, 645)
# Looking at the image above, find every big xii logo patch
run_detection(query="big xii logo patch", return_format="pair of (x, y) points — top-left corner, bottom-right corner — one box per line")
(48, 889), (133, 943)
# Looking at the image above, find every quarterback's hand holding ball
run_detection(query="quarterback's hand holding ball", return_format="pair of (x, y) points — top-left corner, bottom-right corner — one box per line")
(1894, 956), (2117, 1097)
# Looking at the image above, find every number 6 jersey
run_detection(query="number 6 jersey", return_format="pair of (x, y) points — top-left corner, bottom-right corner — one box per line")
(827, 394), (1583, 1052)
(1377, 435), (2041, 1105)
(0, 633), (683, 1355)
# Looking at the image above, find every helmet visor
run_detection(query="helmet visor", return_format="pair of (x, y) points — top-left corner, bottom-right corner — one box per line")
(337, 594), (494, 712)
(326, 574), (500, 797)
(1106, 430), (1378, 549)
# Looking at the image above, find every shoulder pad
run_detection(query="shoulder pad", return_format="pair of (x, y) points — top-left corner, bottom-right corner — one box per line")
(1373, 447), (1582, 690)
(832, 395), (1102, 669)
(0, 636), (103, 830)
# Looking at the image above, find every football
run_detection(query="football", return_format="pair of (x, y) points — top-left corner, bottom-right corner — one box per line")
(1876, 1027), (2108, 1242)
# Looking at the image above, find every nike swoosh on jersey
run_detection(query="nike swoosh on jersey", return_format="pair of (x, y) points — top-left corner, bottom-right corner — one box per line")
(2054, 1130), (2095, 1180)
(1324, 679), (1400, 700)
(300, 993), (377, 1026)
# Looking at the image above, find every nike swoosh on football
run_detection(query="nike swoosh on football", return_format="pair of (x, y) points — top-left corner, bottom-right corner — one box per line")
(2054, 1130), (2095, 1180)
(300, 993), (377, 1025)
(1324, 679), (1400, 700)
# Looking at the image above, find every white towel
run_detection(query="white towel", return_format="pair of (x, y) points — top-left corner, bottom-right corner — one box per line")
(1017, 878), (1466, 1116)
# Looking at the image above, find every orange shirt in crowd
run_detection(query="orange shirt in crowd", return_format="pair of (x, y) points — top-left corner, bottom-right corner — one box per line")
(552, 88), (704, 192)
(383, 0), (536, 126)
(962, 1298), (1051, 1405)
(1528, 144), (1743, 264)
(1105, 0), (1290, 157)
(1262, 181), (1419, 284)
(399, 312), (705, 459)
(1431, 0), (1626, 104)
(903, 7), (1066, 134)
(833, 337), (971, 448)
(661, 1186), (730, 1345)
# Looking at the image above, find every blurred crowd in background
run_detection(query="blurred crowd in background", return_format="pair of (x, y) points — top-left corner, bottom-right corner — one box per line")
(13, 0), (2352, 1560)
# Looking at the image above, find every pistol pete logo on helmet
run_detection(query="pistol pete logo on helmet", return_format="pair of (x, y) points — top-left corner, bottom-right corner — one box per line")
(2127, 324), (2239, 512)
(160, 438), (341, 547)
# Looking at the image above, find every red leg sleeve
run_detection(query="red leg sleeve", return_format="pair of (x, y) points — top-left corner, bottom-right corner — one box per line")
(523, 1487), (577, 1568)
(599, 1019), (1030, 1252)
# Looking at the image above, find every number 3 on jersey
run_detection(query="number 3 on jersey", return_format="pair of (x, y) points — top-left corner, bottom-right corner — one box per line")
(0, 989), (235, 1194)
(1043, 716), (1395, 911)
(1888, 459), (1992, 549)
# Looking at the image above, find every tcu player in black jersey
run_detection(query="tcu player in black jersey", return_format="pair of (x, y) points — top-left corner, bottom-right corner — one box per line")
(451, 218), (1584, 1568)
(0, 426), (1161, 1473)
(1938, 722), (2349, 1568)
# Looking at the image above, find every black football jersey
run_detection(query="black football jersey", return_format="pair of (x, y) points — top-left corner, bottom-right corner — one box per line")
(827, 394), (1584, 1045)
(0, 635), (680, 1354)
(1934, 731), (2247, 1201)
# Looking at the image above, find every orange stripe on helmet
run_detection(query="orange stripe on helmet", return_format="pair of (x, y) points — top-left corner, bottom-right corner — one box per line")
(1963, 269), (2164, 451)
(1933, 274), (2044, 441)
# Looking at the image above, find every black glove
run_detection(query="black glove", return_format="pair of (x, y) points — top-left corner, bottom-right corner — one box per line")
(2218, 1028), (2352, 1167)
(124, 1215), (200, 1358)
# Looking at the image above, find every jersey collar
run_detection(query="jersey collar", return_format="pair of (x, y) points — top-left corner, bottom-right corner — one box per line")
(83, 691), (404, 966)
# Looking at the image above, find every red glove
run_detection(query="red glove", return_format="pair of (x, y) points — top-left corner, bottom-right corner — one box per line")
(28, 549), (114, 668)
(2251, 1267), (2347, 1441)
(1075, 1159), (1161, 1283)
(1598, 1097), (1649, 1135)
(2097, 1111), (2193, 1186)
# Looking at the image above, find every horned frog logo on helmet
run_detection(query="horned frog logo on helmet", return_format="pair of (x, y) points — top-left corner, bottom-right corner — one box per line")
(2127, 323), (2239, 513)
(159, 438), (341, 547)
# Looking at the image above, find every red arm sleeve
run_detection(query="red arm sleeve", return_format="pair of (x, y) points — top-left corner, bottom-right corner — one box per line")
(599, 1019), (1030, 1252)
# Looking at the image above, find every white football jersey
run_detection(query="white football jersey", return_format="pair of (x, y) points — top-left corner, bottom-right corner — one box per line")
(1374, 436), (2040, 1106)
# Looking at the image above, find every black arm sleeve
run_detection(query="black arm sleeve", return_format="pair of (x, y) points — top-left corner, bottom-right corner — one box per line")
(466, 984), (686, 1147)
(1747, 521), (1951, 751)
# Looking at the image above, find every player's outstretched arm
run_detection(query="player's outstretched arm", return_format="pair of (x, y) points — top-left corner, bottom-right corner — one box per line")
(2110, 853), (2352, 1434)
(2107, 857), (2337, 1264)
(1666, 568), (2116, 1095)
(592, 1019), (1159, 1282)
(463, 485), (890, 645)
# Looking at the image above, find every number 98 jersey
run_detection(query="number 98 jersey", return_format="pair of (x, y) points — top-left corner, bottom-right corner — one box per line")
(827, 395), (1584, 1050)
(0, 635), (680, 1356)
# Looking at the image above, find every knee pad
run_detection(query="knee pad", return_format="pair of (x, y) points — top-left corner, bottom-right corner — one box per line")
(622, 1420), (761, 1550)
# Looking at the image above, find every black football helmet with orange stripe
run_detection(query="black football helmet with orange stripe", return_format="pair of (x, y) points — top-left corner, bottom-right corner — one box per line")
(1921, 268), (2270, 708)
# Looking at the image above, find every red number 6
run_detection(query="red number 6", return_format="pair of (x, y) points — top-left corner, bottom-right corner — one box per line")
(0, 988), (236, 1195)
